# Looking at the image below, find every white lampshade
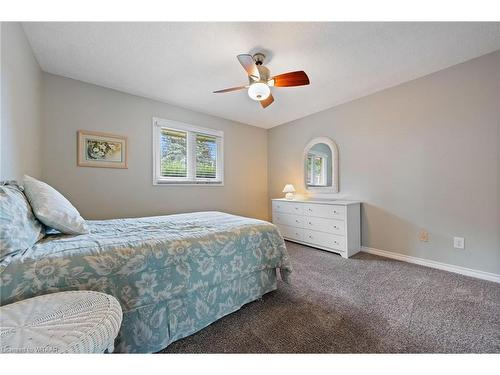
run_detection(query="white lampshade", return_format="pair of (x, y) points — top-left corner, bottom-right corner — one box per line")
(248, 82), (270, 101)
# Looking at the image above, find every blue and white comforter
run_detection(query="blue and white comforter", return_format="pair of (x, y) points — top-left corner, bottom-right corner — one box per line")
(0, 211), (291, 352)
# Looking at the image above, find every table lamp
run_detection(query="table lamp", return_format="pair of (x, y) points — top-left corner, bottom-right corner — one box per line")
(282, 184), (296, 200)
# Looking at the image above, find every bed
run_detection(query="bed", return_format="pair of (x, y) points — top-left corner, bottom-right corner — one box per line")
(0, 211), (292, 353)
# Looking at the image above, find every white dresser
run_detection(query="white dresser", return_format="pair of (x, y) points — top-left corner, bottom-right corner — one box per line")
(272, 198), (361, 258)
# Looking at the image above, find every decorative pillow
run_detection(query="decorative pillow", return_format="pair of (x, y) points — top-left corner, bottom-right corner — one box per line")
(22, 175), (89, 235)
(0, 182), (45, 260)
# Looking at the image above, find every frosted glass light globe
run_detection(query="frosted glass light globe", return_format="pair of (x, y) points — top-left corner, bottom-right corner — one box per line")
(248, 82), (270, 101)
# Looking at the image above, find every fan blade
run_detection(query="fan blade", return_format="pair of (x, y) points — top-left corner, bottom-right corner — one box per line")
(237, 54), (260, 81)
(260, 94), (274, 109)
(271, 71), (310, 87)
(213, 85), (247, 93)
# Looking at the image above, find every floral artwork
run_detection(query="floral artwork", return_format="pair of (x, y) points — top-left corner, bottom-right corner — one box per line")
(86, 140), (122, 161)
(77, 131), (127, 168)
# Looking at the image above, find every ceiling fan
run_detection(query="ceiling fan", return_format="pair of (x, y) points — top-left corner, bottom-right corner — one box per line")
(213, 53), (310, 109)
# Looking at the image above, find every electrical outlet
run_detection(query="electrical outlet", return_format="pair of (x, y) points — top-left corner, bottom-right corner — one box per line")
(419, 231), (429, 242)
(453, 237), (465, 249)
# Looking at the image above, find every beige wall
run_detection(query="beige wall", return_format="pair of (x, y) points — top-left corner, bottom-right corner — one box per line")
(41, 73), (269, 220)
(268, 51), (500, 274)
(1, 22), (42, 180)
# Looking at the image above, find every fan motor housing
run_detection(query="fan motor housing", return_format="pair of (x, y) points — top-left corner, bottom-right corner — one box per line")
(248, 65), (270, 85)
(247, 53), (270, 84)
(253, 52), (266, 65)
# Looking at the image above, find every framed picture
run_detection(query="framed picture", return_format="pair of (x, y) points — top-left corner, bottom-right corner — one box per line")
(77, 130), (128, 168)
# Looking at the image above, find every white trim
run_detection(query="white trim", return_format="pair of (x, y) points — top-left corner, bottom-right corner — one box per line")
(152, 117), (224, 186)
(361, 246), (500, 284)
(153, 117), (224, 138)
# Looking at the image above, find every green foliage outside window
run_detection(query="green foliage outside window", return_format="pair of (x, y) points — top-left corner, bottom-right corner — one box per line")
(160, 129), (217, 179)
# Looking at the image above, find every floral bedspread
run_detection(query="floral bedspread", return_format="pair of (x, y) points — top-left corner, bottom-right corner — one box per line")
(0, 211), (291, 353)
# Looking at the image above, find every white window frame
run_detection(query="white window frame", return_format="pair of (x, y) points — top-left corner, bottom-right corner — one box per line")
(153, 117), (224, 186)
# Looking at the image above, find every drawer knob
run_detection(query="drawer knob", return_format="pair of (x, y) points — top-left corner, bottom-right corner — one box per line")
(309, 235), (313, 239)
(295, 219), (299, 223)
(333, 210), (337, 214)
(333, 226), (338, 229)
(308, 208), (312, 211)
(334, 241), (338, 244)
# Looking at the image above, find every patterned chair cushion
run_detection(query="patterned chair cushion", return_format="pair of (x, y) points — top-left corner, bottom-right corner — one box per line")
(22, 175), (89, 235)
(0, 182), (45, 260)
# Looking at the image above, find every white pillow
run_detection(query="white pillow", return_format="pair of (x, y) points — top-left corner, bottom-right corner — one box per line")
(22, 175), (89, 235)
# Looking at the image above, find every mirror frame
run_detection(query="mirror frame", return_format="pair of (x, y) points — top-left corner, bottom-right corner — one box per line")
(303, 137), (339, 193)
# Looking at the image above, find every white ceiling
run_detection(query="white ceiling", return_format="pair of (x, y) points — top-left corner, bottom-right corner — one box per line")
(23, 22), (500, 129)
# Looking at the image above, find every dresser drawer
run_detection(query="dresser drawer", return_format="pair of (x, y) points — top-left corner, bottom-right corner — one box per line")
(276, 224), (304, 242)
(302, 204), (345, 220)
(274, 213), (305, 228)
(272, 201), (304, 215)
(303, 230), (346, 252)
(304, 216), (345, 236)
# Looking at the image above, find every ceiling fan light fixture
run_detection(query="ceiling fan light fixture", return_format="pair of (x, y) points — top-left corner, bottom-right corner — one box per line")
(247, 82), (270, 101)
(214, 52), (310, 109)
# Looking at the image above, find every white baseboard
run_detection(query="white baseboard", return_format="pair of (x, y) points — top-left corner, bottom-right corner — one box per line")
(361, 246), (500, 284)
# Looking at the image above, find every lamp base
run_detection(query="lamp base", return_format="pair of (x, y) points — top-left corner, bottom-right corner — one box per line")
(285, 192), (294, 200)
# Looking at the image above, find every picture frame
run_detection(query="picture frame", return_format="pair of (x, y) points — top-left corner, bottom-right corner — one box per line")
(77, 130), (128, 169)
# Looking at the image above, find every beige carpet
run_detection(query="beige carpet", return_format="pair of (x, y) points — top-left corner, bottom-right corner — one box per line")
(160, 241), (500, 353)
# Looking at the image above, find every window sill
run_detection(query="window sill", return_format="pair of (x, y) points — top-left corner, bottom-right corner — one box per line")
(153, 180), (224, 186)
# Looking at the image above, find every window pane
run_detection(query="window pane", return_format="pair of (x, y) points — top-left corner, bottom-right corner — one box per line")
(196, 134), (217, 179)
(306, 156), (313, 184)
(313, 156), (323, 185)
(160, 129), (187, 178)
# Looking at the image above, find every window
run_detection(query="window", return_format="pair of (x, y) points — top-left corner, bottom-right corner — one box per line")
(153, 118), (224, 185)
(306, 151), (327, 186)
(160, 129), (187, 178)
(195, 134), (217, 179)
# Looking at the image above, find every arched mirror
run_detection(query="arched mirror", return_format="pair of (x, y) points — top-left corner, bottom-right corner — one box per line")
(304, 137), (339, 193)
